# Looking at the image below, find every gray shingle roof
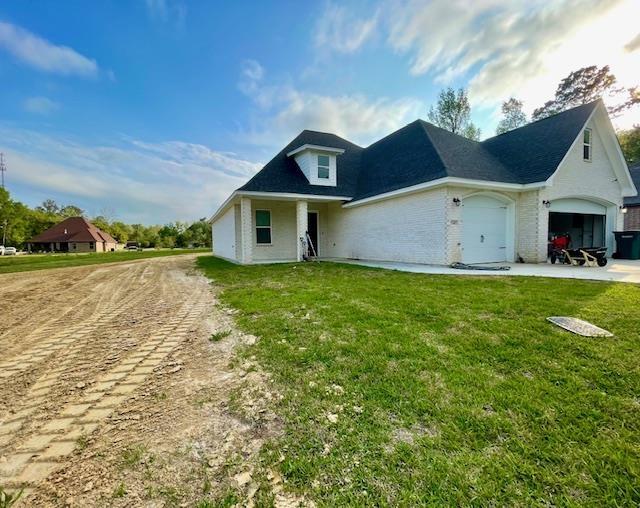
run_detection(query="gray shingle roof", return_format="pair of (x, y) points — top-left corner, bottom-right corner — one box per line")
(624, 162), (640, 206)
(238, 100), (601, 201)
(238, 130), (362, 197)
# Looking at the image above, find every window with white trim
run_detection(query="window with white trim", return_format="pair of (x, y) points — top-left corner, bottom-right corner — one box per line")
(317, 154), (330, 179)
(255, 209), (271, 244)
(583, 128), (592, 161)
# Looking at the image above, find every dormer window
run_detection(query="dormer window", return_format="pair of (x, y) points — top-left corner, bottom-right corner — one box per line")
(317, 155), (330, 179)
(286, 143), (344, 187)
(583, 128), (592, 161)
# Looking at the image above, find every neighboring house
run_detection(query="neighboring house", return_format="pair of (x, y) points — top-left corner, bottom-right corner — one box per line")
(28, 217), (118, 253)
(623, 162), (640, 229)
(210, 100), (636, 265)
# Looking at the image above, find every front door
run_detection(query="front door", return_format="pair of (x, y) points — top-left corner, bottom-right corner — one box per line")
(307, 212), (319, 257)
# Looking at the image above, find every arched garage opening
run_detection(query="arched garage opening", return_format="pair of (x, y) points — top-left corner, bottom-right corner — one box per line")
(548, 198), (611, 250)
(462, 193), (515, 264)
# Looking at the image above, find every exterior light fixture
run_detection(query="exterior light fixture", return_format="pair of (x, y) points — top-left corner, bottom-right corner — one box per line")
(542, 200), (551, 208)
(620, 206), (628, 214)
(453, 197), (461, 206)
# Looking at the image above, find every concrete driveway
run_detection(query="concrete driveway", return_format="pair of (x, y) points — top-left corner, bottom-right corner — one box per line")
(333, 258), (640, 283)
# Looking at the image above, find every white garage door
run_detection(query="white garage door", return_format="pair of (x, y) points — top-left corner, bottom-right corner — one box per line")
(462, 195), (508, 264)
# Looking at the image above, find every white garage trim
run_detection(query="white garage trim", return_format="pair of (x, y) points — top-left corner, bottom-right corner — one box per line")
(462, 192), (515, 263)
(549, 198), (607, 215)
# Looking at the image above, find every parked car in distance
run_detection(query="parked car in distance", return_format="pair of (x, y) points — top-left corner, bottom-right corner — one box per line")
(0, 246), (4, 255)
(3, 247), (17, 255)
(125, 241), (141, 251)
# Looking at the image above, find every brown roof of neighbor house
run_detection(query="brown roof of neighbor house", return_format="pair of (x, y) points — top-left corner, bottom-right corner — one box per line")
(28, 217), (117, 244)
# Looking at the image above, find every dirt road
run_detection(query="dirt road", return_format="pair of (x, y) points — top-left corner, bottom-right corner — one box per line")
(0, 255), (285, 506)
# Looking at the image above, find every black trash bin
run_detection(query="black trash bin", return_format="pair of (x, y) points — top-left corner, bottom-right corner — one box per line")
(614, 231), (640, 260)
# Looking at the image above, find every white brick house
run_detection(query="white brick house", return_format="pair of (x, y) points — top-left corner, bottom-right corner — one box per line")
(210, 100), (636, 265)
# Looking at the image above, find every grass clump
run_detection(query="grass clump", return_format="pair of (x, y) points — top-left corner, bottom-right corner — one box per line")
(121, 444), (148, 469)
(112, 482), (127, 498)
(210, 330), (231, 342)
(197, 256), (640, 506)
(0, 487), (23, 508)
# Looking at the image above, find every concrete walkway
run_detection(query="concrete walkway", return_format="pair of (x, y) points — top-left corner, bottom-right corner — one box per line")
(331, 258), (640, 283)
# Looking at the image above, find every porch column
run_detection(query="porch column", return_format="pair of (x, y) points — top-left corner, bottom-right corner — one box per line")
(240, 197), (253, 264)
(296, 200), (308, 261)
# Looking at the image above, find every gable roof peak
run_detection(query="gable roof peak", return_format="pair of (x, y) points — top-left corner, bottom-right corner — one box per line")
(484, 99), (601, 142)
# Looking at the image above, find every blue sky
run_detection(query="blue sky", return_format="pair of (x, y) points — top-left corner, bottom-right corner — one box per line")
(0, 0), (638, 223)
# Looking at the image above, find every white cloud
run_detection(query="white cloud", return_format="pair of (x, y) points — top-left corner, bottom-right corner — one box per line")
(0, 21), (98, 77)
(238, 59), (265, 96)
(23, 96), (60, 115)
(0, 126), (261, 223)
(624, 32), (640, 53)
(145, 0), (187, 28)
(386, 0), (640, 129)
(314, 3), (378, 54)
(238, 61), (422, 147)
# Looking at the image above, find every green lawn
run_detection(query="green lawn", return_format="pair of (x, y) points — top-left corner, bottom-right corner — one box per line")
(0, 248), (208, 274)
(197, 256), (640, 507)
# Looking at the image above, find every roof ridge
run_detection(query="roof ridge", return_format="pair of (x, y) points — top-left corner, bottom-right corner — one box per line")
(299, 129), (363, 149)
(483, 99), (601, 142)
(416, 121), (449, 176)
(418, 120), (483, 145)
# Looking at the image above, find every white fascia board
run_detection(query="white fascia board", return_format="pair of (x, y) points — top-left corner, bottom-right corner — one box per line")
(342, 177), (545, 208)
(210, 190), (353, 223)
(599, 107), (637, 196)
(208, 191), (239, 223)
(286, 144), (346, 157)
(237, 191), (351, 201)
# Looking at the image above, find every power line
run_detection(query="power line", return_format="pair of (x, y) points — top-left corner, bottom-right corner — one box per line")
(0, 153), (6, 189)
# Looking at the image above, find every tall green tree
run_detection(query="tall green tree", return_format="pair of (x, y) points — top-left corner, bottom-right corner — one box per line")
(59, 205), (85, 218)
(618, 126), (640, 165)
(428, 87), (481, 140)
(36, 199), (60, 215)
(496, 98), (528, 135)
(533, 65), (639, 121)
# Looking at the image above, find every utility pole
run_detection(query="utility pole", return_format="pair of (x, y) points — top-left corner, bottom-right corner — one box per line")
(0, 153), (6, 189)
(0, 154), (6, 246)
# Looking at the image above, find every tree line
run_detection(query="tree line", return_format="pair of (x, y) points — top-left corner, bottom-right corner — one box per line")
(426, 65), (639, 164)
(0, 189), (211, 249)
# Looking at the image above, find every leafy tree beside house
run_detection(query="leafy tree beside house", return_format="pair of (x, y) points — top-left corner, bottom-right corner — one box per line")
(496, 98), (528, 135)
(533, 65), (639, 120)
(617, 126), (640, 165)
(428, 87), (481, 140)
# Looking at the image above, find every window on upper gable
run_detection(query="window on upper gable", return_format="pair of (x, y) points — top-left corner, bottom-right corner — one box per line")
(317, 155), (330, 179)
(583, 128), (592, 161)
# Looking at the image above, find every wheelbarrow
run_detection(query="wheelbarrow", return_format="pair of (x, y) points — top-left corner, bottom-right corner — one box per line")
(550, 247), (607, 267)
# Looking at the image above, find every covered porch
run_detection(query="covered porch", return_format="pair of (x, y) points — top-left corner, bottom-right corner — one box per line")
(216, 194), (342, 264)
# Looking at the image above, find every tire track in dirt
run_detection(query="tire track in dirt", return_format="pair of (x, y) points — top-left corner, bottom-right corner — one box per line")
(0, 256), (213, 491)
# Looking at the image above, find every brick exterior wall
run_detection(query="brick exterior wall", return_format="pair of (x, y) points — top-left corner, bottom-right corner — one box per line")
(624, 206), (640, 230)
(239, 197), (253, 264)
(325, 188), (448, 264)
